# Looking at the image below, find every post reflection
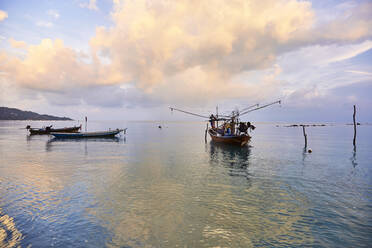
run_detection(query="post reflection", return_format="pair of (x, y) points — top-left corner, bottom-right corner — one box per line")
(351, 147), (357, 168)
(302, 146), (307, 161)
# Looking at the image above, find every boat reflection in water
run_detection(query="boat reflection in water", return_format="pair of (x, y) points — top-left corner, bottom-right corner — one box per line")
(208, 141), (252, 179)
(45, 136), (125, 153)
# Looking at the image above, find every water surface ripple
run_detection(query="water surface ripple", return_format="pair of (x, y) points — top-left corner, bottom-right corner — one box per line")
(0, 121), (371, 247)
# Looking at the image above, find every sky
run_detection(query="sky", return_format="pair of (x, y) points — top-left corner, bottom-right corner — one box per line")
(0, 0), (371, 122)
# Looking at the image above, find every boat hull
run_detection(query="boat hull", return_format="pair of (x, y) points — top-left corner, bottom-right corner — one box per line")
(50, 129), (125, 139)
(208, 129), (251, 146)
(29, 125), (81, 135)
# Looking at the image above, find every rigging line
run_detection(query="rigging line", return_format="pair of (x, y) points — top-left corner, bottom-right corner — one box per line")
(238, 100), (281, 117)
(169, 107), (210, 119)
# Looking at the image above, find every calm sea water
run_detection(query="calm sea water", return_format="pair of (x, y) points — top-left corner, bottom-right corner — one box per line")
(0, 120), (371, 247)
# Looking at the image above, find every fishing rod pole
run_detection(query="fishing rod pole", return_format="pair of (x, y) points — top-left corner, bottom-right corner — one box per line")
(228, 103), (260, 119)
(214, 103), (260, 119)
(238, 100), (281, 117)
(169, 107), (210, 119)
(239, 103), (259, 113)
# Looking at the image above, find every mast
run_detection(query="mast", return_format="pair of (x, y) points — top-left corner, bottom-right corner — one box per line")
(216, 105), (218, 129)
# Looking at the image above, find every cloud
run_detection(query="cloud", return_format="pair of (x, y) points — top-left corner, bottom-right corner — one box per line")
(346, 70), (372, 76)
(87, 0), (317, 102)
(310, 2), (372, 44)
(0, 39), (123, 91)
(36, 21), (54, 28)
(96, 0), (313, 82)
(282, 80), (372, 122)
(8, 38), (27, 49)
(1, 0), (372, 109)
(88, 0), (372, 102)
(47, 9), (60, 19)
(80, 0), (98, 11)
(0, 10), (7, 21)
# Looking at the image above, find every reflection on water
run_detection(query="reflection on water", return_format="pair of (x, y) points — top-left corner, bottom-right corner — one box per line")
(0, 121), (371, 247)
(204, 142), (314, 247)
(0, 210), (23, 248)
(45, 136), (125, 153)
(47, 137), (122, 144)
(209, 142), (251, 179)
(351, 148), (358, 168)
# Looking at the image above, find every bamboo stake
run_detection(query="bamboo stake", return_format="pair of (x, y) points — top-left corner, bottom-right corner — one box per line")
(85, 116), (87, 132)
(302, 125), (307, 148)
(353, 105), (356, 147)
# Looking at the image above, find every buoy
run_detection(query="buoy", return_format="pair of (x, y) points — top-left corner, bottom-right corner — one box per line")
(308, 148), (312, 153)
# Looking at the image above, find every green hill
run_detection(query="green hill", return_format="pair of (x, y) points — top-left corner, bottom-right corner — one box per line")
(0, 107), (72, 120)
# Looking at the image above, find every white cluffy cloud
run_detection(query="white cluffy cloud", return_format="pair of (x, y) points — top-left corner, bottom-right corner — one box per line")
(80, 0), (98, 11)
(0, 10), (8, 21)
(36, 21), (53, 28)
(8, 38), (27, 49)
(1, 0), (372, 107)
(47, 9), (60, 19)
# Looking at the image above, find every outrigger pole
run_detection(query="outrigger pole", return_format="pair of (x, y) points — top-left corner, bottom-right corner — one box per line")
(170, 100), (280, 120)
(169, 107), (229, 121)
(229, 103), (259, 118)
(239, 103), (259, 113)
(169, 107), (210, 119)
(238, 100), (281, 117)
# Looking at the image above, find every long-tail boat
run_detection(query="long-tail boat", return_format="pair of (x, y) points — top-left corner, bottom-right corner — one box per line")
(50, 128), (126, 139)
(170, 100), (281, 146)
(26, 125), (82, 135)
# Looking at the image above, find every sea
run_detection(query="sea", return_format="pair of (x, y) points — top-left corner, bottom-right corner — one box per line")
(0, 120), (371, 247)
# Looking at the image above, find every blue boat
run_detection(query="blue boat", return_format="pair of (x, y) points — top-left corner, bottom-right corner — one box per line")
(50, 128), (126, 139)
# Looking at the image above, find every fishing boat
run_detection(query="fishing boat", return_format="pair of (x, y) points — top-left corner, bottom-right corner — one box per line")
(50, 128), (126, 139)
(208, 128), (251, 146)
(27, 125), (81, 135)
(170, 100), (281, 146)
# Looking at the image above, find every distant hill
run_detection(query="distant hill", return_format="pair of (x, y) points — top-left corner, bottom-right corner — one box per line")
(0, 107), (73, 120)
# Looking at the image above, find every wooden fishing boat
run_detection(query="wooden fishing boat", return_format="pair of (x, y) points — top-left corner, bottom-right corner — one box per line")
(50, 128), (126, 139)
(208, 129), (251, 146)
(170, 100), (281, 146)
(27, 125), (81, 135)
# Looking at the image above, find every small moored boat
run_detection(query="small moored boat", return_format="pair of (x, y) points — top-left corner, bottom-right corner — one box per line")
(50, 128), (126, 139)
(27, 125), (81, 135)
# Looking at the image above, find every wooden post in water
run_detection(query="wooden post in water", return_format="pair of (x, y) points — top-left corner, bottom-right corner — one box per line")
(302, 125), (307, 148)
(205, 123), (208, 143)
(85, 116), (87, 132)
(216, 105), (218, 130)
(353, 105), (356, 147)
